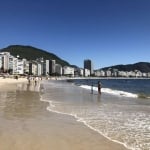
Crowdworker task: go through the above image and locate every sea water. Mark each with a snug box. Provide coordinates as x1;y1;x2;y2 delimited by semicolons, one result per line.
40;79;150;150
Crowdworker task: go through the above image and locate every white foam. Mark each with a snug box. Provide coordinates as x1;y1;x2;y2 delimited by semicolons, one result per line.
80;85;138;98
40;81;144;150
40;95;133;150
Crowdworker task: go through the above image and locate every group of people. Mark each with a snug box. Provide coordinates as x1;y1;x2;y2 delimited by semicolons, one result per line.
91;81;102;94
27;76;42;84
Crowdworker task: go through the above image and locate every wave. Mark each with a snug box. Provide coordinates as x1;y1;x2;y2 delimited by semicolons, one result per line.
40;96;133;150
79;85;138;98
40;81;138;150
40;80;150;150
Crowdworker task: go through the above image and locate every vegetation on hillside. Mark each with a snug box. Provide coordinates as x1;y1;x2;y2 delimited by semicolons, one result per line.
1;45;150;72
100;62;150;73
0;45;70;67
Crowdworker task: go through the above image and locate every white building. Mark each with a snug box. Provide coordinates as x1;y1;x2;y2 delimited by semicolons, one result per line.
32;63;38;75
63;66;74;77
13;58;25;75
37;63;42;76
79;68;84;76
0;52;10;72
118;71;127;77
94;70;105;77
17;59;24;74
84;68;90;77
135;71;142;78
45;60;50;75
127;71;136;77
105;70;112;77
13;58;18;74
142;73;147;78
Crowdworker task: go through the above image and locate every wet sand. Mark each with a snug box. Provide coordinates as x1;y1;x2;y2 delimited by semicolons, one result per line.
0;80;128;150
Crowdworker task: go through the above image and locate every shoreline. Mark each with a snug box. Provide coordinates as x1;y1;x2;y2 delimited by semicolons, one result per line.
0;79;128;150
0;77;28;85
41;80;129;150
46;104;130;150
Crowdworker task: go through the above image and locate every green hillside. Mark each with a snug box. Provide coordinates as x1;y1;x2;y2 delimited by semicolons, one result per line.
100;62;150;73
0;45;70;67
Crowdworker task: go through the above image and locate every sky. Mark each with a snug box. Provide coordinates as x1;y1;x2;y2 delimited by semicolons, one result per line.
0;0;150;69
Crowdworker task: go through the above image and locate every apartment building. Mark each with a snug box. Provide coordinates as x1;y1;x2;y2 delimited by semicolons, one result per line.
63;66;74;77
84;59;93;76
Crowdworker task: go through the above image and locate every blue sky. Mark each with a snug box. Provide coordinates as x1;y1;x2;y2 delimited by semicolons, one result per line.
0;0;150;69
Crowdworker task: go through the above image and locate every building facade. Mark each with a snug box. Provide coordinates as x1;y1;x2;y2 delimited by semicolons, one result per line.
84;59;93;76
63;66;74;77
49;60;56;75
55;64;62;75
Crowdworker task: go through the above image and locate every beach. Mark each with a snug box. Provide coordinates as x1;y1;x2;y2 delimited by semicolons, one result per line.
0;78;128;150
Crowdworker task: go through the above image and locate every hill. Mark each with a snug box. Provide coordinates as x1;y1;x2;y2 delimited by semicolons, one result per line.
100;62;150;73
0;45;70;67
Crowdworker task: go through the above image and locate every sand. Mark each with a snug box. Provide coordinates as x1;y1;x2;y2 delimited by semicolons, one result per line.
0;79;128;150
0;77;27;84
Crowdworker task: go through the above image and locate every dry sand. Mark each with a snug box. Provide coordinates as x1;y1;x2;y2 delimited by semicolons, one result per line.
0;77;27;84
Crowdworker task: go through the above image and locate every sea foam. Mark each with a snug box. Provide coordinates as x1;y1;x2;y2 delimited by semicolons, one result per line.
80;85;138;98
40;80;150;150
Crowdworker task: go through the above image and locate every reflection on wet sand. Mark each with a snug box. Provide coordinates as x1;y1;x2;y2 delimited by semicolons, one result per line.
0;82;45;120
17;81;41;92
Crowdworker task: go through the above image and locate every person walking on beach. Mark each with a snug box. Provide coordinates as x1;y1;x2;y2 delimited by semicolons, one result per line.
98;81;102;94
35;76;39;85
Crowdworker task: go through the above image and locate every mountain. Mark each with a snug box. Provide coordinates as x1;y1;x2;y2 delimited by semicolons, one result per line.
100;62;150;73
0;45;70;67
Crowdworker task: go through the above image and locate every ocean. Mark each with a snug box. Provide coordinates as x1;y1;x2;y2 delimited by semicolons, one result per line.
41;78;150;150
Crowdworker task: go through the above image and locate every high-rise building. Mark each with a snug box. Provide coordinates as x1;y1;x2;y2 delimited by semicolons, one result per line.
45;60;50;75
84;59;93;76
1;52;10;72
55;64;62;75
49;60;56;75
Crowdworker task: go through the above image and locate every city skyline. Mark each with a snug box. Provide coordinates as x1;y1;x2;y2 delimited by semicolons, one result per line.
0;0;150;69
1;51;150;78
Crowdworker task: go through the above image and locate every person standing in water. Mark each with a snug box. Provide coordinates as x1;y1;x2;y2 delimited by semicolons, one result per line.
98;81;102;94
91;83;93;94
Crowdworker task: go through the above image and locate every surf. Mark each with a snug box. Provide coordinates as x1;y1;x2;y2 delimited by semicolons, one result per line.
40;80;150;150
79;84;138;98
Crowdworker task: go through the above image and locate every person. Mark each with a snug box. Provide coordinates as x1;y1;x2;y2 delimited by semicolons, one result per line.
91;83;93;94
27;75;31;84
35;76;39;85
98;81;102;94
